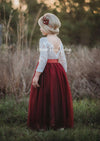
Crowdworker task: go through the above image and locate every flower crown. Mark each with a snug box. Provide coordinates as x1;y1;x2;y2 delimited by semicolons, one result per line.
42;16;49;25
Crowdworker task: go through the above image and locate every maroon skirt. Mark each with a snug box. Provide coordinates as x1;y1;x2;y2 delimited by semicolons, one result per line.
27;59;74;130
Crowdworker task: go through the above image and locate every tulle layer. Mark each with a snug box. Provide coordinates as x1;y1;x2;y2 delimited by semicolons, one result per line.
27;61;74;130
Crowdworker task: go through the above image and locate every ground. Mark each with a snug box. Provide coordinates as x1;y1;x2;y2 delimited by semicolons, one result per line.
0;95;100;141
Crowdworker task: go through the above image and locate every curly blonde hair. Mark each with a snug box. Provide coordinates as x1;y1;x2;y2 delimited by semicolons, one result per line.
38;13;61;35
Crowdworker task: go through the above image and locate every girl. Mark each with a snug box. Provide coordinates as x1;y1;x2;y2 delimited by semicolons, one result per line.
27;13;74;131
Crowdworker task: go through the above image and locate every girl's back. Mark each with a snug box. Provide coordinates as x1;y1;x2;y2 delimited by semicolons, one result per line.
46;35;61;54
37;36;67;73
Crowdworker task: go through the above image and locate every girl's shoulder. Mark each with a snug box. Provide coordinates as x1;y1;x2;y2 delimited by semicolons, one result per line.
39;37;49;46
39;37;48;49
39;36;63;50
39;37;47;42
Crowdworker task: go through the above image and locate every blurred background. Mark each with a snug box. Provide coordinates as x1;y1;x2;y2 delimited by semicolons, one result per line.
0;0;100;99
0;0;100;47
0;0;100;98
0;0;100;140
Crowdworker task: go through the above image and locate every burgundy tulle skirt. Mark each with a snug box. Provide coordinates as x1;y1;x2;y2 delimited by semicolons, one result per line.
27;59;74;130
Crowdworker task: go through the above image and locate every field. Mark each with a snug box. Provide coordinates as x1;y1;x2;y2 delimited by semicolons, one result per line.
0;46;100;141
0;95;100;141
0;1;100;140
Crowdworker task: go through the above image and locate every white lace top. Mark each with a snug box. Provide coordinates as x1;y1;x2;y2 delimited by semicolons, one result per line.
36;37;67;73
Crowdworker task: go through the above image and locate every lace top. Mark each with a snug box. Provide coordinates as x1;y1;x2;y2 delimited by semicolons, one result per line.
36;37;67;73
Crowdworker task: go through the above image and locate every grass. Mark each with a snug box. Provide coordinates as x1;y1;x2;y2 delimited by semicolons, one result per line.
0;95;100;141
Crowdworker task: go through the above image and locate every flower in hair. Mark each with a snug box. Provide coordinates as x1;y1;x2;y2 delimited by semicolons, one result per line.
42;16;49;25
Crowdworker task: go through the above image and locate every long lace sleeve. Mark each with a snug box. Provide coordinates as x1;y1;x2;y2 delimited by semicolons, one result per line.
36;38;48;73
58;42;67;73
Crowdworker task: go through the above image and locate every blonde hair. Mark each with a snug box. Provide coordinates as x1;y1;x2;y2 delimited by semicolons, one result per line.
38;13;61;35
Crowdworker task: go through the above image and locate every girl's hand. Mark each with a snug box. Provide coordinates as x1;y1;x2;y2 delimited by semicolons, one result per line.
32;75;40;88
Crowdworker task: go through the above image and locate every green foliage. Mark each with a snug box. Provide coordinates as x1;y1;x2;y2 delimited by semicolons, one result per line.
58;0;100;46
0;1;18;30
0;0;100;47
0;0;19;43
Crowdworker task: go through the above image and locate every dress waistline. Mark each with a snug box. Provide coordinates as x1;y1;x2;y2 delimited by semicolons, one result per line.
47;59;59;63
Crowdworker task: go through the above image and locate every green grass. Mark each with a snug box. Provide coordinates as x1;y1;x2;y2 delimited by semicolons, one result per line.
0;95;100;141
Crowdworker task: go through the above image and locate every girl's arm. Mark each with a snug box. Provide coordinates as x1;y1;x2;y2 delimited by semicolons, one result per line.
36;37;48;73
35;71;41;77
32;38;48;88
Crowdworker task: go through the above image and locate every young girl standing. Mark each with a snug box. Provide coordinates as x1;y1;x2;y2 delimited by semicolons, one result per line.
27;13;74;131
